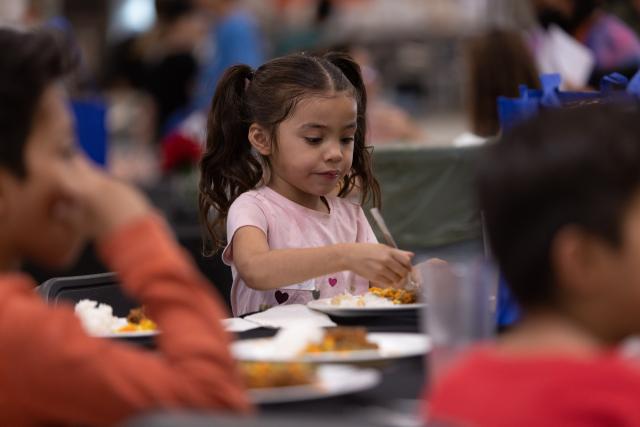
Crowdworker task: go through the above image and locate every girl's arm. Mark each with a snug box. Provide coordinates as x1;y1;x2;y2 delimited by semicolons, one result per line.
232;226;414;291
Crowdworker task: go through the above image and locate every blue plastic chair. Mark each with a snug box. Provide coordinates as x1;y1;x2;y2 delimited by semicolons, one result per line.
71;99;107;166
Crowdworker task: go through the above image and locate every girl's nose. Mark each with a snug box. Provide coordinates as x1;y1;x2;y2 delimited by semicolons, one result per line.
325;141;343;162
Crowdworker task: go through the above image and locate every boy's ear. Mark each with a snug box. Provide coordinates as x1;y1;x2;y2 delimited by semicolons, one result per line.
248;123;272;156
552;226;612;298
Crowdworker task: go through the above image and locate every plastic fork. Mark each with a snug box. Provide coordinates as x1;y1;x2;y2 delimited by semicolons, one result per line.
369;208;418;290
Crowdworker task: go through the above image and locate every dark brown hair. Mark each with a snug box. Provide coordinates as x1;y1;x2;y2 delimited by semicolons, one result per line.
478;105;640;309
467;29;539;137
199;52;380;254
0;28;75;178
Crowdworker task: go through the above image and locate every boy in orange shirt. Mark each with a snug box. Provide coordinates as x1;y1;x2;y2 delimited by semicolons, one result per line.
427;105;640;427
0;28;250;426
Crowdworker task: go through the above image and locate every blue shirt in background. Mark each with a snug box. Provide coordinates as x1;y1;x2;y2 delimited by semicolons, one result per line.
193;9;264;110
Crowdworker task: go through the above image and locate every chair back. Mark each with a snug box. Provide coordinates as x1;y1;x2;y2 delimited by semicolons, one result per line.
71;99;108;166
37;272;138;317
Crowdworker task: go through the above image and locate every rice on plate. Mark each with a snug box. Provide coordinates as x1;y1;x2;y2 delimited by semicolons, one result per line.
74;299;128;336
329;293;395;308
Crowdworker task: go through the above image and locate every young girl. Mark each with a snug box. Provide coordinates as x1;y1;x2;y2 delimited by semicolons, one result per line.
199;52;414;316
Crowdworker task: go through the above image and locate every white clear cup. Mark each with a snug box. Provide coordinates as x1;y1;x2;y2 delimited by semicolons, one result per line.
417;258;498;386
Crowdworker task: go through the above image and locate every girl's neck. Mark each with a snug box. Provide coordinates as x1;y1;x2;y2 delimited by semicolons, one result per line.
267;177;329;213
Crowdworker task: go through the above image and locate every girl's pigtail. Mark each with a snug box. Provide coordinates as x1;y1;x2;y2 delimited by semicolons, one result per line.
199;64;262;255
323;52;381;209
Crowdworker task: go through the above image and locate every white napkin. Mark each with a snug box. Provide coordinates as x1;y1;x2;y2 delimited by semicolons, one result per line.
243;304;336;329
535;25;595;89
259;324;326;358
222;317;262;333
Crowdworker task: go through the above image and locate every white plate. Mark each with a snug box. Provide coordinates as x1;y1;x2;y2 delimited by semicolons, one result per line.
249;364;380;404
94;330;159;339
233;332;430;363
307;298;425;317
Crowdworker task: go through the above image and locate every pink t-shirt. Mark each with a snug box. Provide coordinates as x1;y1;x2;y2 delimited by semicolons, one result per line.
223;186;377;316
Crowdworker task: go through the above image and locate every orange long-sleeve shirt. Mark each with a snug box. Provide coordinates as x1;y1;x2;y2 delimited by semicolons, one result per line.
0;215;251;427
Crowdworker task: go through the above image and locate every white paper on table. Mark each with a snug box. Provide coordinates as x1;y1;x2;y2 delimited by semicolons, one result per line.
452;132;487;147
535;25;595;89
243;304;336;329
222;317;262;333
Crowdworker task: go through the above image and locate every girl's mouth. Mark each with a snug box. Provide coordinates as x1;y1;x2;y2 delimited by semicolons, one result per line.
316;170;340;179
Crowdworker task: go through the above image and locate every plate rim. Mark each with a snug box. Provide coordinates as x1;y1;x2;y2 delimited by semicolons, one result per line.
248;364;381;404
232;332;430;363
93;330;160;338
306;298;424;317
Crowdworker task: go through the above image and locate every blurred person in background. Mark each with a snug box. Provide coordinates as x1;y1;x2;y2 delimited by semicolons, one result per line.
272;0;334;57
454;29;539;146
570;0;640;73
348;46;425;145
532;0;640;82
191;0;264;110
105;0;206;136
141;0;206;135
605;0;640;36
103;0;206;185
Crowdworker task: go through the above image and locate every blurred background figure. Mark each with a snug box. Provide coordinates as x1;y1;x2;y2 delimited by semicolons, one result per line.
103;0;206;185
605;0;640;36
572;0;640;81
105;0;205;136
191;0;264;110
272;0;333;56
530;0;640;86
455;29;540;146
349;46;426;145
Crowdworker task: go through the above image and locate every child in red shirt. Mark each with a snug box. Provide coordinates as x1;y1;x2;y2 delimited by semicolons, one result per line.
426;105;640;427
0;28;250;426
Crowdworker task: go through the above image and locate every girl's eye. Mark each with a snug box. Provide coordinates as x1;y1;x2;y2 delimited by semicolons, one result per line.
341;137;355;145
304;137;323;144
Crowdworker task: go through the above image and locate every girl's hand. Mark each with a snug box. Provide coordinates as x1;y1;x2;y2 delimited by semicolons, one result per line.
371;268;418;290
341;243;414;285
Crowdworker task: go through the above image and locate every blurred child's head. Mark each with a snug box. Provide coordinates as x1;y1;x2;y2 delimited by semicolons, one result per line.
466;29;539;138
0;28;84;269
533;0;600;32
200;52;379;251
479;105;640;341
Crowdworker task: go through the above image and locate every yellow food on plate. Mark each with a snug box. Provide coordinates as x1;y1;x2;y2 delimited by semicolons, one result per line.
369;287;417;304
304;327;378;353
117;307;157;332
241;362;316;389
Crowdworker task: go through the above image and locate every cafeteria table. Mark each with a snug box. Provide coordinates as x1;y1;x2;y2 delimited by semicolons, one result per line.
121;313;429;427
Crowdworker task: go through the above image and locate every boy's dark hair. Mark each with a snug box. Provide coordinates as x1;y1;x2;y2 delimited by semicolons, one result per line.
0;28;75;178
478;105;640;308
199;52;380;254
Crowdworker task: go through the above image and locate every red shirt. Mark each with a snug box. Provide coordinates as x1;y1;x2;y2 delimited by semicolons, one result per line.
427;347;640;427
0;215;251;427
